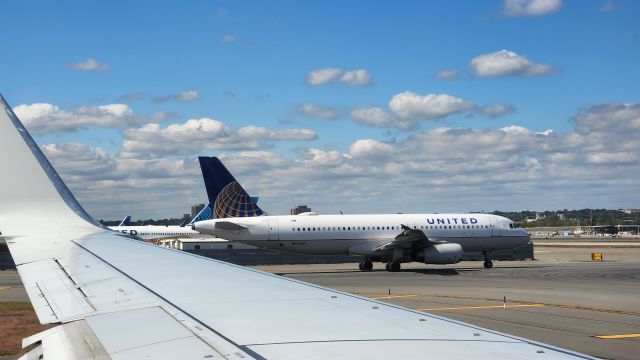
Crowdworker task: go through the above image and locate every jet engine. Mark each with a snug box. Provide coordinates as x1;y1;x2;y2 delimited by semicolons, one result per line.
415;243;463;264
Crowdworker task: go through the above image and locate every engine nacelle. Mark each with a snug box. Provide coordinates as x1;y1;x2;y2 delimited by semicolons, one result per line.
418;243;463;264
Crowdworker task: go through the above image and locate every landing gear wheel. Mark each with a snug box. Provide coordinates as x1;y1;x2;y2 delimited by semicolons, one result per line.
358;258;374;272
482;251;493;269
386;261;401;272
362;259;373;272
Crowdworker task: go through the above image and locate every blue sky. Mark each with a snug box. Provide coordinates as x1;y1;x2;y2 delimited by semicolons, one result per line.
2;0;639;219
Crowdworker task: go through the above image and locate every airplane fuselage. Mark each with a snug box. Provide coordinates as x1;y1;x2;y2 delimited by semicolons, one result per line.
109;225;212;240
194;213;530;258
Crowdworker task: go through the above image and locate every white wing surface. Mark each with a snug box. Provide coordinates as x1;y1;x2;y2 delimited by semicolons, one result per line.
0;94;595;359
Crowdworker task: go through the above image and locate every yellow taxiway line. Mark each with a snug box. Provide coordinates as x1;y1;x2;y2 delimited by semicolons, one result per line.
0;286;10;291
595;333;640;340
418;304;545;311
372;294;418;300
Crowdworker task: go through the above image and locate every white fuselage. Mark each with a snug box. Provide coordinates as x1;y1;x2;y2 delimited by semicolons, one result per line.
109;225;214;241
193;213;530;257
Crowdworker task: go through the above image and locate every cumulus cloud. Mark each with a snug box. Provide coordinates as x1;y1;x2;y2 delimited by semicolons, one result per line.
299;103;338;120
121;118;317;158
38;100;640;219
349;139;394;159
306;68;373;86
70;58;109;71
349;106;414;130
152;90;201;103
306;68;343;85
469;50;554;77
478;103;516;118
435;69;459;80
340;69;373;86
503;0;562;17
14;102;176;134
389;92;474;120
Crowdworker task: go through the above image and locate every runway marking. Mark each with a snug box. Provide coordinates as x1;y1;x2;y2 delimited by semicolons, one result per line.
418;304;545;311
419;294;640;317
372;294;418;300
0;286;10;291
595;333;640;340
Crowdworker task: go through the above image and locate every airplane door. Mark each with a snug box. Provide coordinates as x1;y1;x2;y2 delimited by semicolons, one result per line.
268;218;279;240
491;218;501;237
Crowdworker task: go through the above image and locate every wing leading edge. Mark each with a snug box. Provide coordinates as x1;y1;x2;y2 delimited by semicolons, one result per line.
0;93;595;359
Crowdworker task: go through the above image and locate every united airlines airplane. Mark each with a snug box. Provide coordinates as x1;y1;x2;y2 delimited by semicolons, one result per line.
193;157;531;271
109;205;214;240
0;94;592;359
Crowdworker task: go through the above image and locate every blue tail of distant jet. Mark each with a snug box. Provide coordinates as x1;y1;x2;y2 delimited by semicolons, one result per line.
198;157;265;218
118;215;132;226
187;204;214;225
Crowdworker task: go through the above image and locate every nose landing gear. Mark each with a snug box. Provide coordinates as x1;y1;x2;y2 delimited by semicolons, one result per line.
482;251;494;268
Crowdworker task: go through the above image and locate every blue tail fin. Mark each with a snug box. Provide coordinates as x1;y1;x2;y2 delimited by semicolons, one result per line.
198;157;265;218
118;215;132;227
188;204;213;225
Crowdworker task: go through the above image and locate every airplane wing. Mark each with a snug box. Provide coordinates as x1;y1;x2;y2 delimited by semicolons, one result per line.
375;224;436;251
0;94;595;359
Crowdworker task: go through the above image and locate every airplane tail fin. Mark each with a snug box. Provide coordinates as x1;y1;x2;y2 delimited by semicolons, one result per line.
118;215;132;227
187;204;213;225
198;157;265;218
0;94;103;236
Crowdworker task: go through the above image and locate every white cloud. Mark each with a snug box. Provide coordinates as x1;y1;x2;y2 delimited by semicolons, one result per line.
469;50;554;77
340;69;373;86
478;103;516;118
299;103;338;120
121;118;317;158
306;68;373;86
153;90;200;103
14;102;174;133
221;34;236;43
306;68;343;85
70;58;109;72
435;69;459;80
388;92;474;120
349;106;414;130
39;101;640;219
503;0;562;17
349;139;394;159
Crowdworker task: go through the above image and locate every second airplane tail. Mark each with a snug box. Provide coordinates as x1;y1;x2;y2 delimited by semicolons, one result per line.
198;157;265;218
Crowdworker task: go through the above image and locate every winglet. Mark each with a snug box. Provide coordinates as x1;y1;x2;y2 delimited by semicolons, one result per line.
0;94;104;236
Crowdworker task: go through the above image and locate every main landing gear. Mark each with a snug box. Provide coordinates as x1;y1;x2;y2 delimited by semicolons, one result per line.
482;251;494;269
359;258;373;272
385;260;401;272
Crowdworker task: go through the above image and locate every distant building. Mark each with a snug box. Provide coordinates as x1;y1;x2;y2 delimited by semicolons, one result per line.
558;213;565;220
291;205;312;215
191;204;205;218
183;213;190;220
